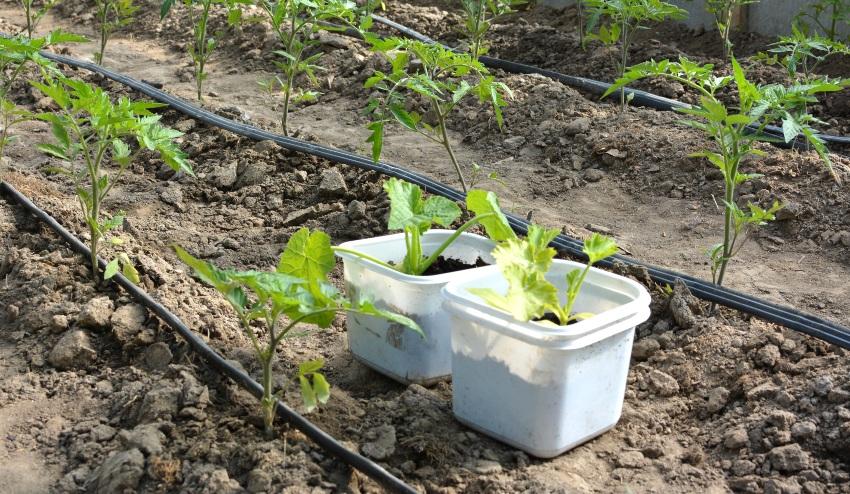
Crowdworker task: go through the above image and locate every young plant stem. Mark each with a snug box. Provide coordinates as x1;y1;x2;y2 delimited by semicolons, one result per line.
434;104;469;192
260;352;275;437
471;0;485;59
24;1;34;37
96;3;108;64
281;11;301;136
723;3;733;60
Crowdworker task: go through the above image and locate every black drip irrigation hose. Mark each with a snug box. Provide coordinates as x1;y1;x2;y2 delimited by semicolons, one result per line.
34;50;850;349
371;15;850;148
0;180;418;494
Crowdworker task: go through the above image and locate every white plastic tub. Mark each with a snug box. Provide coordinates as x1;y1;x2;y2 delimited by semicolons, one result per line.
442;260;651;457
335;230;496;385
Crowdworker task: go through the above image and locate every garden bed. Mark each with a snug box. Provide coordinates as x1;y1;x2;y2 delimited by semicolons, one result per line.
1;0;850;492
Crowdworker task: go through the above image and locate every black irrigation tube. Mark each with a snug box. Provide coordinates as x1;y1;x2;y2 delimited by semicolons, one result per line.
0;180;418;494
371;15;850;148
34;50;850;350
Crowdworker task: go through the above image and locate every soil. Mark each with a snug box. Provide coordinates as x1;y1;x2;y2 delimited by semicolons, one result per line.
421;256;488;276
532;312;576;326
1;1;850;493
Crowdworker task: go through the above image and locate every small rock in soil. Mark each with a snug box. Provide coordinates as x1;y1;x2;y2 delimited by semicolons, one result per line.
769;443;809;472
632;338;660;361
208;161;239;189
706;386;730;414
768;410;797;430
48;329;97;370
584;168;605;182
51;314;69;333
669;279;698;329
247;468;272;493
564;117;590;135
811;376;833;396
159;185;184;208
111;304;146;344
134;386;180;423
235;161;270;188
318;169;348;198
85;448;145;494
347;199;366;220
78;296;114;330
503;136;526;149
791;421;817;440
647;369;679;396
118;424;165;456
756;344;781;368
723;428;749;450
252;140;280;154
361;424;396;460
616;450;645;468
144;342;173;371
467;459;502;474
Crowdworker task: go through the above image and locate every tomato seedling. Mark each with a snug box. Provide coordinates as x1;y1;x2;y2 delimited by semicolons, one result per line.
174;227;421;434
257;0;376;136
35;75;192;282
795;0;850;42
364;37;511;192
584;0;686;110
160;0;250;101
94;0;139;65
333;178;516;275
471;226;619;324
704;0;759;60
460;0;526;59
19;0;62;38
604;57;846;288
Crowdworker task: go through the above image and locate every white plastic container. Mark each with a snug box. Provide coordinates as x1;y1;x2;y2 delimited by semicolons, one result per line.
335;230;496;385
442;260;651;458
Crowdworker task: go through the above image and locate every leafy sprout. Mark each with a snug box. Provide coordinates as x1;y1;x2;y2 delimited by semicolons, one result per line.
333;178;516;276
257;0;377;136
34;75;192;283
19;0;62;38
174;228;421;434
584;0;687;110
704;0;759;60
470;227;619;325
364;37;512;192
794;0;850;42
95;0;139;66
160;0;250;101
763;25;850;83
603;56;846;288
460;0;527;60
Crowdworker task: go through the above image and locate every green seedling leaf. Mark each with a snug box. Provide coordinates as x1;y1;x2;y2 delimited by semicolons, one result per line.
103;258;120;280
384;177;461;230
583;233;619;265
466;189;515;241
277;227;335;283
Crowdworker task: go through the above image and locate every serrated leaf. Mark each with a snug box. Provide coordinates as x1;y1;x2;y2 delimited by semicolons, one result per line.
277;228;335;284
465;189;515;241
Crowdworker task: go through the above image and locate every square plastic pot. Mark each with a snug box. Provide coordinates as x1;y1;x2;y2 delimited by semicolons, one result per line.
335;230;496;385
442;260;651;458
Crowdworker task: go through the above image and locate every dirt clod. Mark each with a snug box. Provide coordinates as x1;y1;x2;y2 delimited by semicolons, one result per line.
48;329;97;370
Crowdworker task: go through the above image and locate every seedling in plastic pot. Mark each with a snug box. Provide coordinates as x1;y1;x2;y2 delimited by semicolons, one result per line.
333;178;516;275
584;0;686;110
603;57;845;287
471;226;619;325
364;37;511;192
94;0;139;65
0;31;86;160
173;228;421;434
19;0;62;38
257;0;376;136
34;75;192;282
160;0;250;101
795;0;850;42
460;0;527;59
704;0;759;60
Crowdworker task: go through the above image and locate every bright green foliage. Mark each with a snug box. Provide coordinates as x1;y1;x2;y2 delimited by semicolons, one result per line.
19;0;62;38
471;228;618;325
173;228;421;434
603;57;846;287
763;25;850;83
585;0;686;110
160;0;250;101
257;0;376;136
34;75;191;283
704;0;759;60
333;178;515;276
364;37;512;192
795;0;850;42
94;0;139;65
460;0;527;59
0;32;86;160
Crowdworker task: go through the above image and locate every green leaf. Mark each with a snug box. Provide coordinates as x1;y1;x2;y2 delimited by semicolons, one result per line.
298;359;324;375
352;298;424;338
299;375;318;412
383;178;460;231
465;189;516;242
104;258;120;280
582;233;618;265
277;228;335;283
312;373;330;404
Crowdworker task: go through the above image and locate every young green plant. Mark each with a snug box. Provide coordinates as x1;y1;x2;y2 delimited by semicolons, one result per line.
174;228;421;435
584;0;687;109
257;0;375;136
704;0;759;60
764;25;850;84
0;32;85;160
364;37;511;192
460;0;527;59
470;226;619;324
34;75;192;282
795;0;850;42
94;0;139;65
19;0;62;38
332;178;516;276
160;0;249;101
603;56;845;288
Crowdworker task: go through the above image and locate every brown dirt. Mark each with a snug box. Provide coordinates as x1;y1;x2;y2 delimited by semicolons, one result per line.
1;1;850;493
